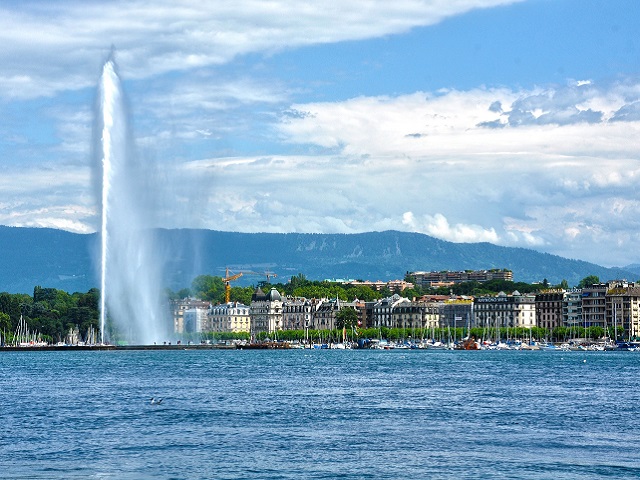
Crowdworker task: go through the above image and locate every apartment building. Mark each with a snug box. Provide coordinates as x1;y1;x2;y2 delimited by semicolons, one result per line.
250;287;283;334
606;282;640;338
535;290;564;330
282;297;316;331
581;283;609;327
208;302;251;333
563;289;582;327
410;269;513;288
392;300;440;331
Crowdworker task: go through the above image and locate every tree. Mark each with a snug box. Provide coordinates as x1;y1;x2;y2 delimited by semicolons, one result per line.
289;273;309;290
335;307;358;330
177;288;191;299
577;275;600;289
0;312;10;336
228;286;253;305
191;275;225;301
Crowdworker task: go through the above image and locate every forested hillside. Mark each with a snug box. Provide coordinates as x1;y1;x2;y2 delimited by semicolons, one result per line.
0;226;635;294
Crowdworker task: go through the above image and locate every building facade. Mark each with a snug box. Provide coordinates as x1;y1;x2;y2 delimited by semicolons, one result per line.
392;301;440;331
606;282;640;339
474;291;536;329
535;290;564;330
249;287;284;335
208;302;251;333
410;269;513;288
371;294;409;328
282;297;315;331
562;289;582;328
438;300;474;329
581;283;609;328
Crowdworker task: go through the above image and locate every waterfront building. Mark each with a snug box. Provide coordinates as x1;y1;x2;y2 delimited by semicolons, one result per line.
605;282;640;339
170;298;211;334
438;299;474;329
535;290;564;330
474;291;536;329
312;298;359;331
372;294;410;328
312;298;338;330
581;283;609;328
392;300;440;331
282;297;316;331
250;287;283;335
361;301;377;329
207;302;251;333
563;289;582;329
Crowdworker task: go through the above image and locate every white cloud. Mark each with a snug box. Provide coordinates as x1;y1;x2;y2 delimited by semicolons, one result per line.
272;81;640;265
403;212;499;243
0;0;524;100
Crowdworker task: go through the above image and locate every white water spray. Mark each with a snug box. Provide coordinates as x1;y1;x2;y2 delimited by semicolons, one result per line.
96;55;168;345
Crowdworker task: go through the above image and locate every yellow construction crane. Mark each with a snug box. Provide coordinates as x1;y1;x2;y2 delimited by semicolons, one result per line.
222;267;243;303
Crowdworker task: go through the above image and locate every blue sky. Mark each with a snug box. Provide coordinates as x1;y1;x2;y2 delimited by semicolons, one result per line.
1;0;639;268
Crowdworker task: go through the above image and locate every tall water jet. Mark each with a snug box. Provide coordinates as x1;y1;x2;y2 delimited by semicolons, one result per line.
95;54;168;344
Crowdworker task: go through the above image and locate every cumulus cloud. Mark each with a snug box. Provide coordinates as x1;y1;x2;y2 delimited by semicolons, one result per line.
403;212;499;243
278;82;640;160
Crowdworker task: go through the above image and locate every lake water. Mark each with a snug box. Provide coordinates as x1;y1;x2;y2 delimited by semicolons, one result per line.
1;349;639;479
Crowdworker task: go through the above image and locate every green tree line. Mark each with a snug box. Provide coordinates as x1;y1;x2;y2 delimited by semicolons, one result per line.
0;286;100;344
168;272;594;306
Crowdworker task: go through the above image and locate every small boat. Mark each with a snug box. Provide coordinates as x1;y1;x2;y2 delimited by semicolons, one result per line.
455;337;480;350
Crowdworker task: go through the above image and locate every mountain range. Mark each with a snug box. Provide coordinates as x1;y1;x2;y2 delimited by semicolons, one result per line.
0;226;637;294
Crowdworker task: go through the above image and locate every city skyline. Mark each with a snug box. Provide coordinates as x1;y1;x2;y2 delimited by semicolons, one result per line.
1;0;639;267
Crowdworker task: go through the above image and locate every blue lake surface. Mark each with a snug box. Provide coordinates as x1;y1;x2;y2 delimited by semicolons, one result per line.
1;349;639;479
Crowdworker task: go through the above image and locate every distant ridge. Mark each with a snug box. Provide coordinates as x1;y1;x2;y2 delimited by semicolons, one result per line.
0;226;636;294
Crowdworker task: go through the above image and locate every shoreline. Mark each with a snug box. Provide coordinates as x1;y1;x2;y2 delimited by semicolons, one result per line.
0;343;237;352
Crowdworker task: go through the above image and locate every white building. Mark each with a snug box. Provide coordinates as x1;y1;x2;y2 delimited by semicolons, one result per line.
250;287;283;334
474;291;536;329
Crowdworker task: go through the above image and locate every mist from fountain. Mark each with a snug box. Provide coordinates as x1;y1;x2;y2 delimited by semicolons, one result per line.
96;55;168;345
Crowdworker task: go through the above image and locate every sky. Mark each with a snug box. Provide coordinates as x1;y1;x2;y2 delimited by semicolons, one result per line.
1;0;639;267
